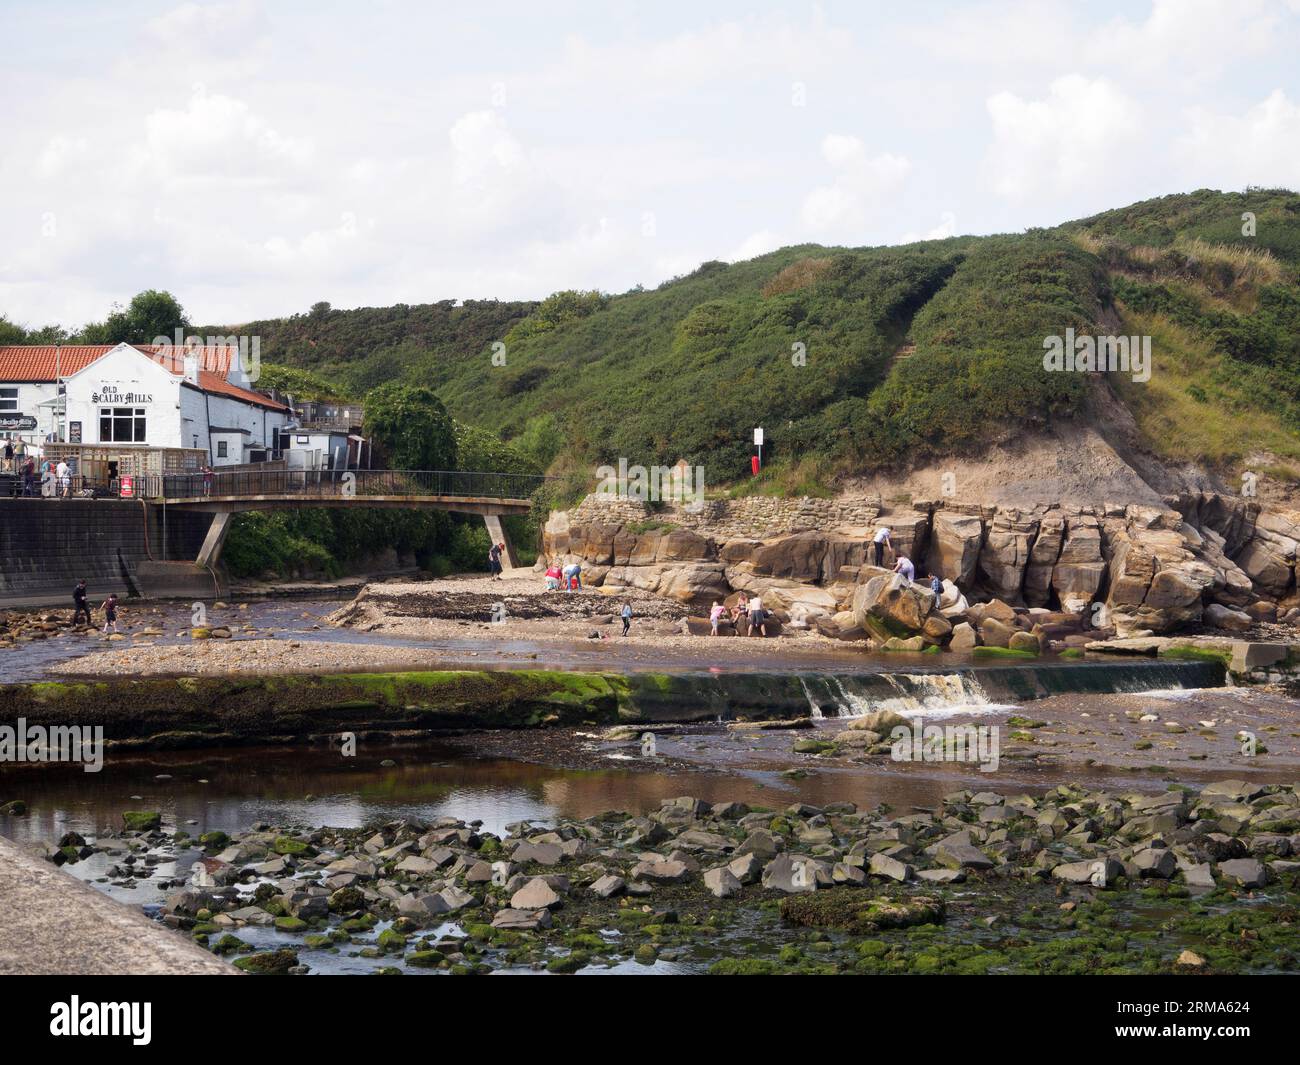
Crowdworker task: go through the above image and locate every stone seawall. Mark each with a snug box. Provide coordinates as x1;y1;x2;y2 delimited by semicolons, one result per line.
0;499;212;604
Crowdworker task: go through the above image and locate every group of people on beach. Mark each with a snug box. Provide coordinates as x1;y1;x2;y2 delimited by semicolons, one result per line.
71;580;119;633
511;523;946;645
540;558;585;591
707;592;769;636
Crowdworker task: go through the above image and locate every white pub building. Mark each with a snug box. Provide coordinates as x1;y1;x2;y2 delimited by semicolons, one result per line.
0;342;289;475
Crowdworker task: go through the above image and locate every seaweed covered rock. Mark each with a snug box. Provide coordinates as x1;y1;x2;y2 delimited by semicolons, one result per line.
779;891;944;933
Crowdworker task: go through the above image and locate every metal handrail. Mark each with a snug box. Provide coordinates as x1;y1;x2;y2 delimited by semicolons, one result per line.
141;468;549;501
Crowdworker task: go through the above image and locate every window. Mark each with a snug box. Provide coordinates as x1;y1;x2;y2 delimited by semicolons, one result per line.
0;387;16;413
216;440;228;458
99;407;146;443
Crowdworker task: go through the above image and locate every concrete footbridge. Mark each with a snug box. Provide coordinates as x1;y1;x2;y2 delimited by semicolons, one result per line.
138;469;543;570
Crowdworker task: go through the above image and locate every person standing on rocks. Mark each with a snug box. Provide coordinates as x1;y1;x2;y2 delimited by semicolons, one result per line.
748;594;767;637
873;526;892;567
893;555;915;582
488;541;503;579
72;580;91;627
709;600;725;636
929;573;943;603
620;601;633;636
101;593;119;634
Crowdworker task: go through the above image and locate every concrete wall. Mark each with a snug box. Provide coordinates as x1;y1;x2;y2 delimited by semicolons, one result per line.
0;499;212;604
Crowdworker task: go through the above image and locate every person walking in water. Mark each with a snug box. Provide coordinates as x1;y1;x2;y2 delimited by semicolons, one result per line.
72;579;91;626
872;526;892;567
620;601;633;636
101;593;119;634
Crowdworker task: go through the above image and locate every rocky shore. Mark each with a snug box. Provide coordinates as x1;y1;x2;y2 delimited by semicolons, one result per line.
32;779;1300;975
540;490;1300;649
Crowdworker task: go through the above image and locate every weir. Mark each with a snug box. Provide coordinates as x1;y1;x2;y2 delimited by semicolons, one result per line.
778;658;1227;720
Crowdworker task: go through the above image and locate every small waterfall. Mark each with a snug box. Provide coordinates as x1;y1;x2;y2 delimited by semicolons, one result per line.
799;657;1226;720
797;677;824;719
824;673;1011;719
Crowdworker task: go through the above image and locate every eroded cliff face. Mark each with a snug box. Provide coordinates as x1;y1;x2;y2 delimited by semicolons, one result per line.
540;491;1300;646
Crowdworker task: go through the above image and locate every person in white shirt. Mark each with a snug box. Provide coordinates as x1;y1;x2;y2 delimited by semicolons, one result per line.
748;594;767;637
56;460;70;499
893;555;915;582
872;527;892;567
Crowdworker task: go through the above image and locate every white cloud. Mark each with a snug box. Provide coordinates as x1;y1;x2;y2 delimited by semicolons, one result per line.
1180;89;1300;188
1093;0;1281;81
1;3;1298;330
898;211;957;244
728;229;784;262
985;75;1141;201
801;136;911;232
142;92;313;179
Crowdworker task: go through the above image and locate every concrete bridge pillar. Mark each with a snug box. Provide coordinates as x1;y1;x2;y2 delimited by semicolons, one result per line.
483;514;518;569
196;510;234;568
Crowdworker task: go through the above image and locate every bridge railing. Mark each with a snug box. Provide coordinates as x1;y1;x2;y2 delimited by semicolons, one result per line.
139;468;548;501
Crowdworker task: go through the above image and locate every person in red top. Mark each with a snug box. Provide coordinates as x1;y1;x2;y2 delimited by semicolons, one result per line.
544;561;562;591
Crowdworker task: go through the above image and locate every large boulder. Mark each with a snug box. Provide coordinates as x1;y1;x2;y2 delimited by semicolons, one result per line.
1052;515;1106;614
851;573;938;640
880;512;932;564
926;511;984;587
1233;509;1299;600
655;528;717;563
1024;511;1065;607
978;509;1039;604
1104;524;1216;636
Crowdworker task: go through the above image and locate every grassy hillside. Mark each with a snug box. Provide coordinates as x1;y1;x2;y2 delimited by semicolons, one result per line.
1065;188;1300;474
245;188;1300;492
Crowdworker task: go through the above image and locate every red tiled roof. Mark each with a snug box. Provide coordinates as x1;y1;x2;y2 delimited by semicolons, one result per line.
0;343;287;411
0;345;115;381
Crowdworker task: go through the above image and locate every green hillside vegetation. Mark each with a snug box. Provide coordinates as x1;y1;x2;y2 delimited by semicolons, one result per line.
231;299;535;396
8;187;1299;540
237;189;1298;498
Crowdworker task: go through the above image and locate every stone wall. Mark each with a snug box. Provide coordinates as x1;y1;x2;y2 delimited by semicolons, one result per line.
0;499;212;604
568;493;882;540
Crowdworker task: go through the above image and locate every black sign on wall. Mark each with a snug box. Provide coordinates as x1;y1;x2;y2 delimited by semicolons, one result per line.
68;421;82;443
0;415;37;431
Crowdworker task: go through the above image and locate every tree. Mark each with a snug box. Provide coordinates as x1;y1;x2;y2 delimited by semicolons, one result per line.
0;315;27;344
310;301;332;318
123;289;190;343
363;382;457;470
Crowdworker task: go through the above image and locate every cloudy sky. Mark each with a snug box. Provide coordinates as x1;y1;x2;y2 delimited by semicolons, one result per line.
3;0;1300;329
